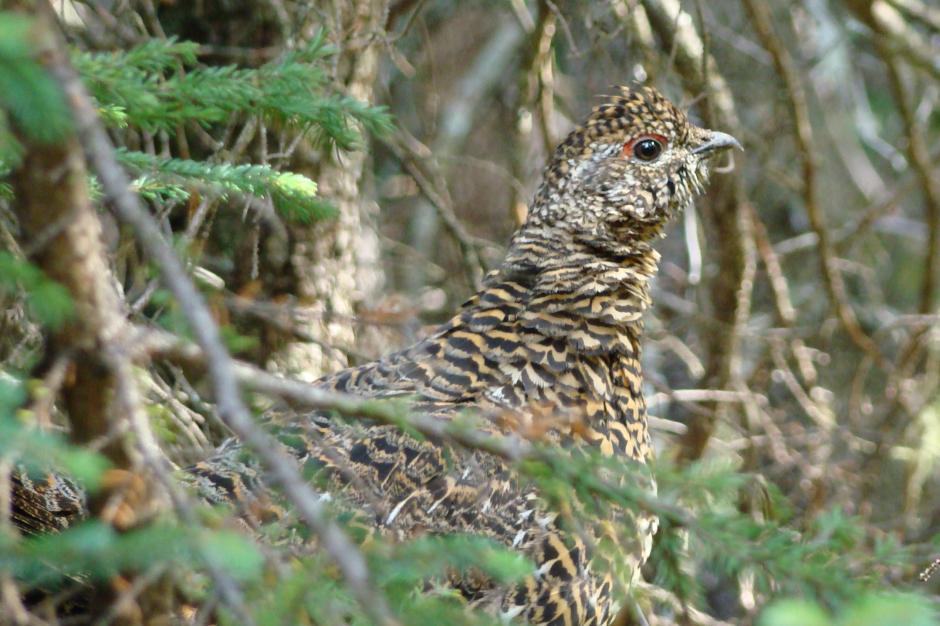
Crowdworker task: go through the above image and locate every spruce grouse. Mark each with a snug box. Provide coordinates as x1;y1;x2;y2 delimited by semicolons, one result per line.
15;85;739;626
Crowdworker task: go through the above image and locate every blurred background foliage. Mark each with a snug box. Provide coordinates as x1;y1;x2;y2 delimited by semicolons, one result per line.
0;0;938;624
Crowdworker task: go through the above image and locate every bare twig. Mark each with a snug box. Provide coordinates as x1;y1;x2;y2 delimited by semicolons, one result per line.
749;205;819;386
94;565;169;626
390;131;491;286
225;294;370;363
870;28;940;316
886;0;940;31
511;1;557;225
920;556;940;582
634;580;736;626
768;339;834;431
107;349;255;624
26;352;72;431
543;0;578;55
749;208;795;326
648;388;768;409
863;0;940;81
397;19;523;289
743;0;886;367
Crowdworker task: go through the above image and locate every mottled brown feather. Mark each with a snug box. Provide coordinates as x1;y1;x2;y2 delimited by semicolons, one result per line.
13;86;735;626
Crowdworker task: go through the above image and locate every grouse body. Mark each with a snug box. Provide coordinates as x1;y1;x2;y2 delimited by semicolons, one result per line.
191;85;738;625
16;86;739;626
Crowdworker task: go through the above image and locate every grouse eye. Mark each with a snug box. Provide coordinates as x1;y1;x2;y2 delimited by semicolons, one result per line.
633;138;663;161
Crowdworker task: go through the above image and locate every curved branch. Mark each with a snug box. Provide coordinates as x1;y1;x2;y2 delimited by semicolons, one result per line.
742;0;886;367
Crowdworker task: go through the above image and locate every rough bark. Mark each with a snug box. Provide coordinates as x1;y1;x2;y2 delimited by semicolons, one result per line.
10;72;128;467
280;0;390;380
8;5;168;622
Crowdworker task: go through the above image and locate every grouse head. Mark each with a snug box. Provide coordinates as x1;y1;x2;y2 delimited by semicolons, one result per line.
528;85;739;244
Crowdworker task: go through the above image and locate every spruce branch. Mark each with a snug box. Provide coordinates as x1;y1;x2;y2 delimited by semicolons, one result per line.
72;35;392;149
38;9;401;623
117;149;332;222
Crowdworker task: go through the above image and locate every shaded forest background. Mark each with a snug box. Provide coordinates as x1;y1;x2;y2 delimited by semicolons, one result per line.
0;0;938;625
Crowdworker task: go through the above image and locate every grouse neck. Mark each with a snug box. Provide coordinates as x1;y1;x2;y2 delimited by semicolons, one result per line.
498;216;663;337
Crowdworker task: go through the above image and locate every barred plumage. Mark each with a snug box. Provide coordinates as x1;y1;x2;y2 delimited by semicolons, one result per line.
15;85;738;626
194;86;738;625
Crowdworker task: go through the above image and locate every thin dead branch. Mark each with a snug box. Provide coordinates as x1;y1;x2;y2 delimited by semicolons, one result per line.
136;325;702;528
743;0;886;367
638;0;756;462
868;20;940;316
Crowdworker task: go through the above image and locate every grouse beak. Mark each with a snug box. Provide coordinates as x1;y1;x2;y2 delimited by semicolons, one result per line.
692;130;742;155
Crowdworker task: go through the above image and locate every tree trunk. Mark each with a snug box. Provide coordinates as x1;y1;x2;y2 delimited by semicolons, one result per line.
278;0;390;380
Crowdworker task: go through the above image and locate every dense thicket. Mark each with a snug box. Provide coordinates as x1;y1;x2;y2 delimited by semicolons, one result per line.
0;1;937;625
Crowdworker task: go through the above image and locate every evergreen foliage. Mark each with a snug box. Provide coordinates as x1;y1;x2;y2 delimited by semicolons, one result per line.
118;149;331;221
1;28;392;224
0;367;932;624
73;34;392;148
0;6;936;626
0;14;71;148
0;252;74;329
